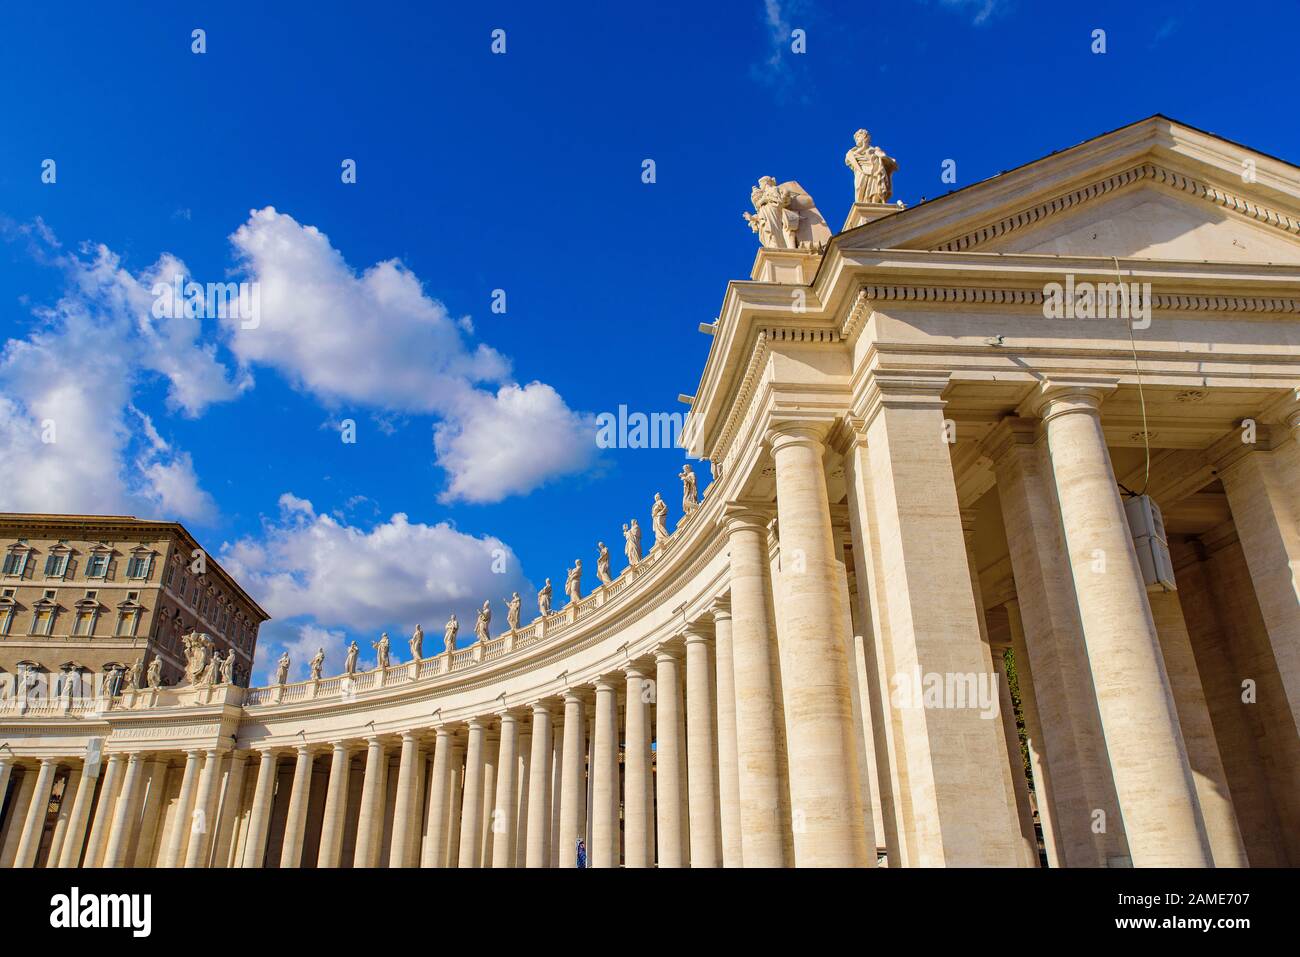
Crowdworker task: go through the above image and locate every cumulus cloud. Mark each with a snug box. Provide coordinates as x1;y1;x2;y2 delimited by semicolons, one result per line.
0;237;242;521
219;493;533;634
224;207;596;503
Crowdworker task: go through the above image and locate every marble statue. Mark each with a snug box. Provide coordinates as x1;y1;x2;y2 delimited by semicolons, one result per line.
146;657;162;690
506;593;521;632
344;640;359;675
679;463;699;516
275;652;290;685
624;520;642;567
745;175;800;249
475;600;492;643
596;542;612;586
409;625;424;661
538;578;553;616
199;652;219;687
219;652;235;685
310;647;325;680
652;493;669;546
566;560;582;604
125;658;142;691
443;615;459;652
181;631;212;685
845;128;898;204
373;633;390;670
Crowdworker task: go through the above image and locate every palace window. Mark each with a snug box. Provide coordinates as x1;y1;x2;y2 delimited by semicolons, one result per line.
0;592;15;636
29;606;56;636
86;553;109;578
116;609;139;637
2;549;29;577
178;575;189;600
44;552;69;578
126;555;153;580
163;561;175;587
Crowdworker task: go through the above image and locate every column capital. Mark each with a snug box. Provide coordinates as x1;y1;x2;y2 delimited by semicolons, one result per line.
858;370;951;429
721;500;773;534
591;674;621;694
981;415;1041;466
1018;376;1118;422
1207;425;1277;474
709;596;732;622
764;421;830;456
682;622;713;645
620;660;652;681
654;646;682;664
528;699;559;717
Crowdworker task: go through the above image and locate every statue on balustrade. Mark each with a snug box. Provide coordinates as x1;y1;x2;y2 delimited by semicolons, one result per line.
373;633;391;670
182;631;212;685
409;625;424;661
125;658;142;691
679;463;698;516
345;640;360;675
538;578;553;616
596;542;612;586
845;128;898;204
146;657;162;690
475;600;492;643
565;560;582;605
198;652;219;688
220;652;235;685
651;493;669;547
276;651;291;685
506;593;521;632
310;647;326;680
443;615;459;652
623;520;642;567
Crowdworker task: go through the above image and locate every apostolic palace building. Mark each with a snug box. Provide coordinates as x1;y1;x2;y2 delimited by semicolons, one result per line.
1;115;1298;870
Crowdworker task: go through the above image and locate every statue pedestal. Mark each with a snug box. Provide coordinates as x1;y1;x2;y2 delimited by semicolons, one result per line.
536;616;549;641
750;247;822;284
273;684;285;704
842;201;904;231
408;660;421;681
310;677;322;699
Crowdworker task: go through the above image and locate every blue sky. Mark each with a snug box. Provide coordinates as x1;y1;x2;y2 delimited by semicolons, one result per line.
2;0;1297;682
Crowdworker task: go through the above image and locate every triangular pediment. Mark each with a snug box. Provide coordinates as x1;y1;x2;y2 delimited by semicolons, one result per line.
836;116;1300;265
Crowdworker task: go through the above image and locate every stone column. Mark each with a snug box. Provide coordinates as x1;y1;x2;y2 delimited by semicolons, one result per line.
1212;423;1300;733
1005;600;1062;868
354;736;388;868
84;754;126;868
685;625;721;867
210;752;248;869
132;760;171;868
57;759;99;867
185;750;224;868
623;666;652;867
47;766;80;865
557;693;587;868
14;757;58;867
1034;381;1210;866
1148;586;1249;867
491;713;522;868
985;416;1126;866
479;727;499;866
768;423;870;867
241;750;278;868
525;704;554;868
0;764;39;867
0;757;11;826
710;604;744;867
421;728;453;867
457;720;486;868
102;753;146;867
388;732;422;868
514;724;532;868
591;678;621;868
444;743;465;867
312;744;349;868
550;717;565;867
723;505;788;867
655;648;688;867
276;747;313;868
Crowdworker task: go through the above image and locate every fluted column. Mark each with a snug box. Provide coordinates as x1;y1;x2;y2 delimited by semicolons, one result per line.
525;704;554;868
354;736;388;867
421;727;454;867
276;747;313;868
1035;381;1211;866
655;648;688;867
0;764;39;867
317;744;351;867
388;733;422;868
623;667;652;867
711;604;743;867
723;505;788;866
14;758;58;867
457;720;487;868
685;627;721;867
84;753;126;868
241;750;278;868
102;753;146;867
769;424;871;866
557;692;587;867
591;678;621;868
492;713;522;868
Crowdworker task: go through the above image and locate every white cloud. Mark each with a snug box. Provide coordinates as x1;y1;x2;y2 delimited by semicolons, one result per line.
0;239;241;522
224;207;595;502
219;493;533;635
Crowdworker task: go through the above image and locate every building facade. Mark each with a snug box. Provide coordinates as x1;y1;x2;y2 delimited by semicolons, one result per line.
1;116;1298;869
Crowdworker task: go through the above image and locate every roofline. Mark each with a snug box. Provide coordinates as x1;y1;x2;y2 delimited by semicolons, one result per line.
0;512;271;621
